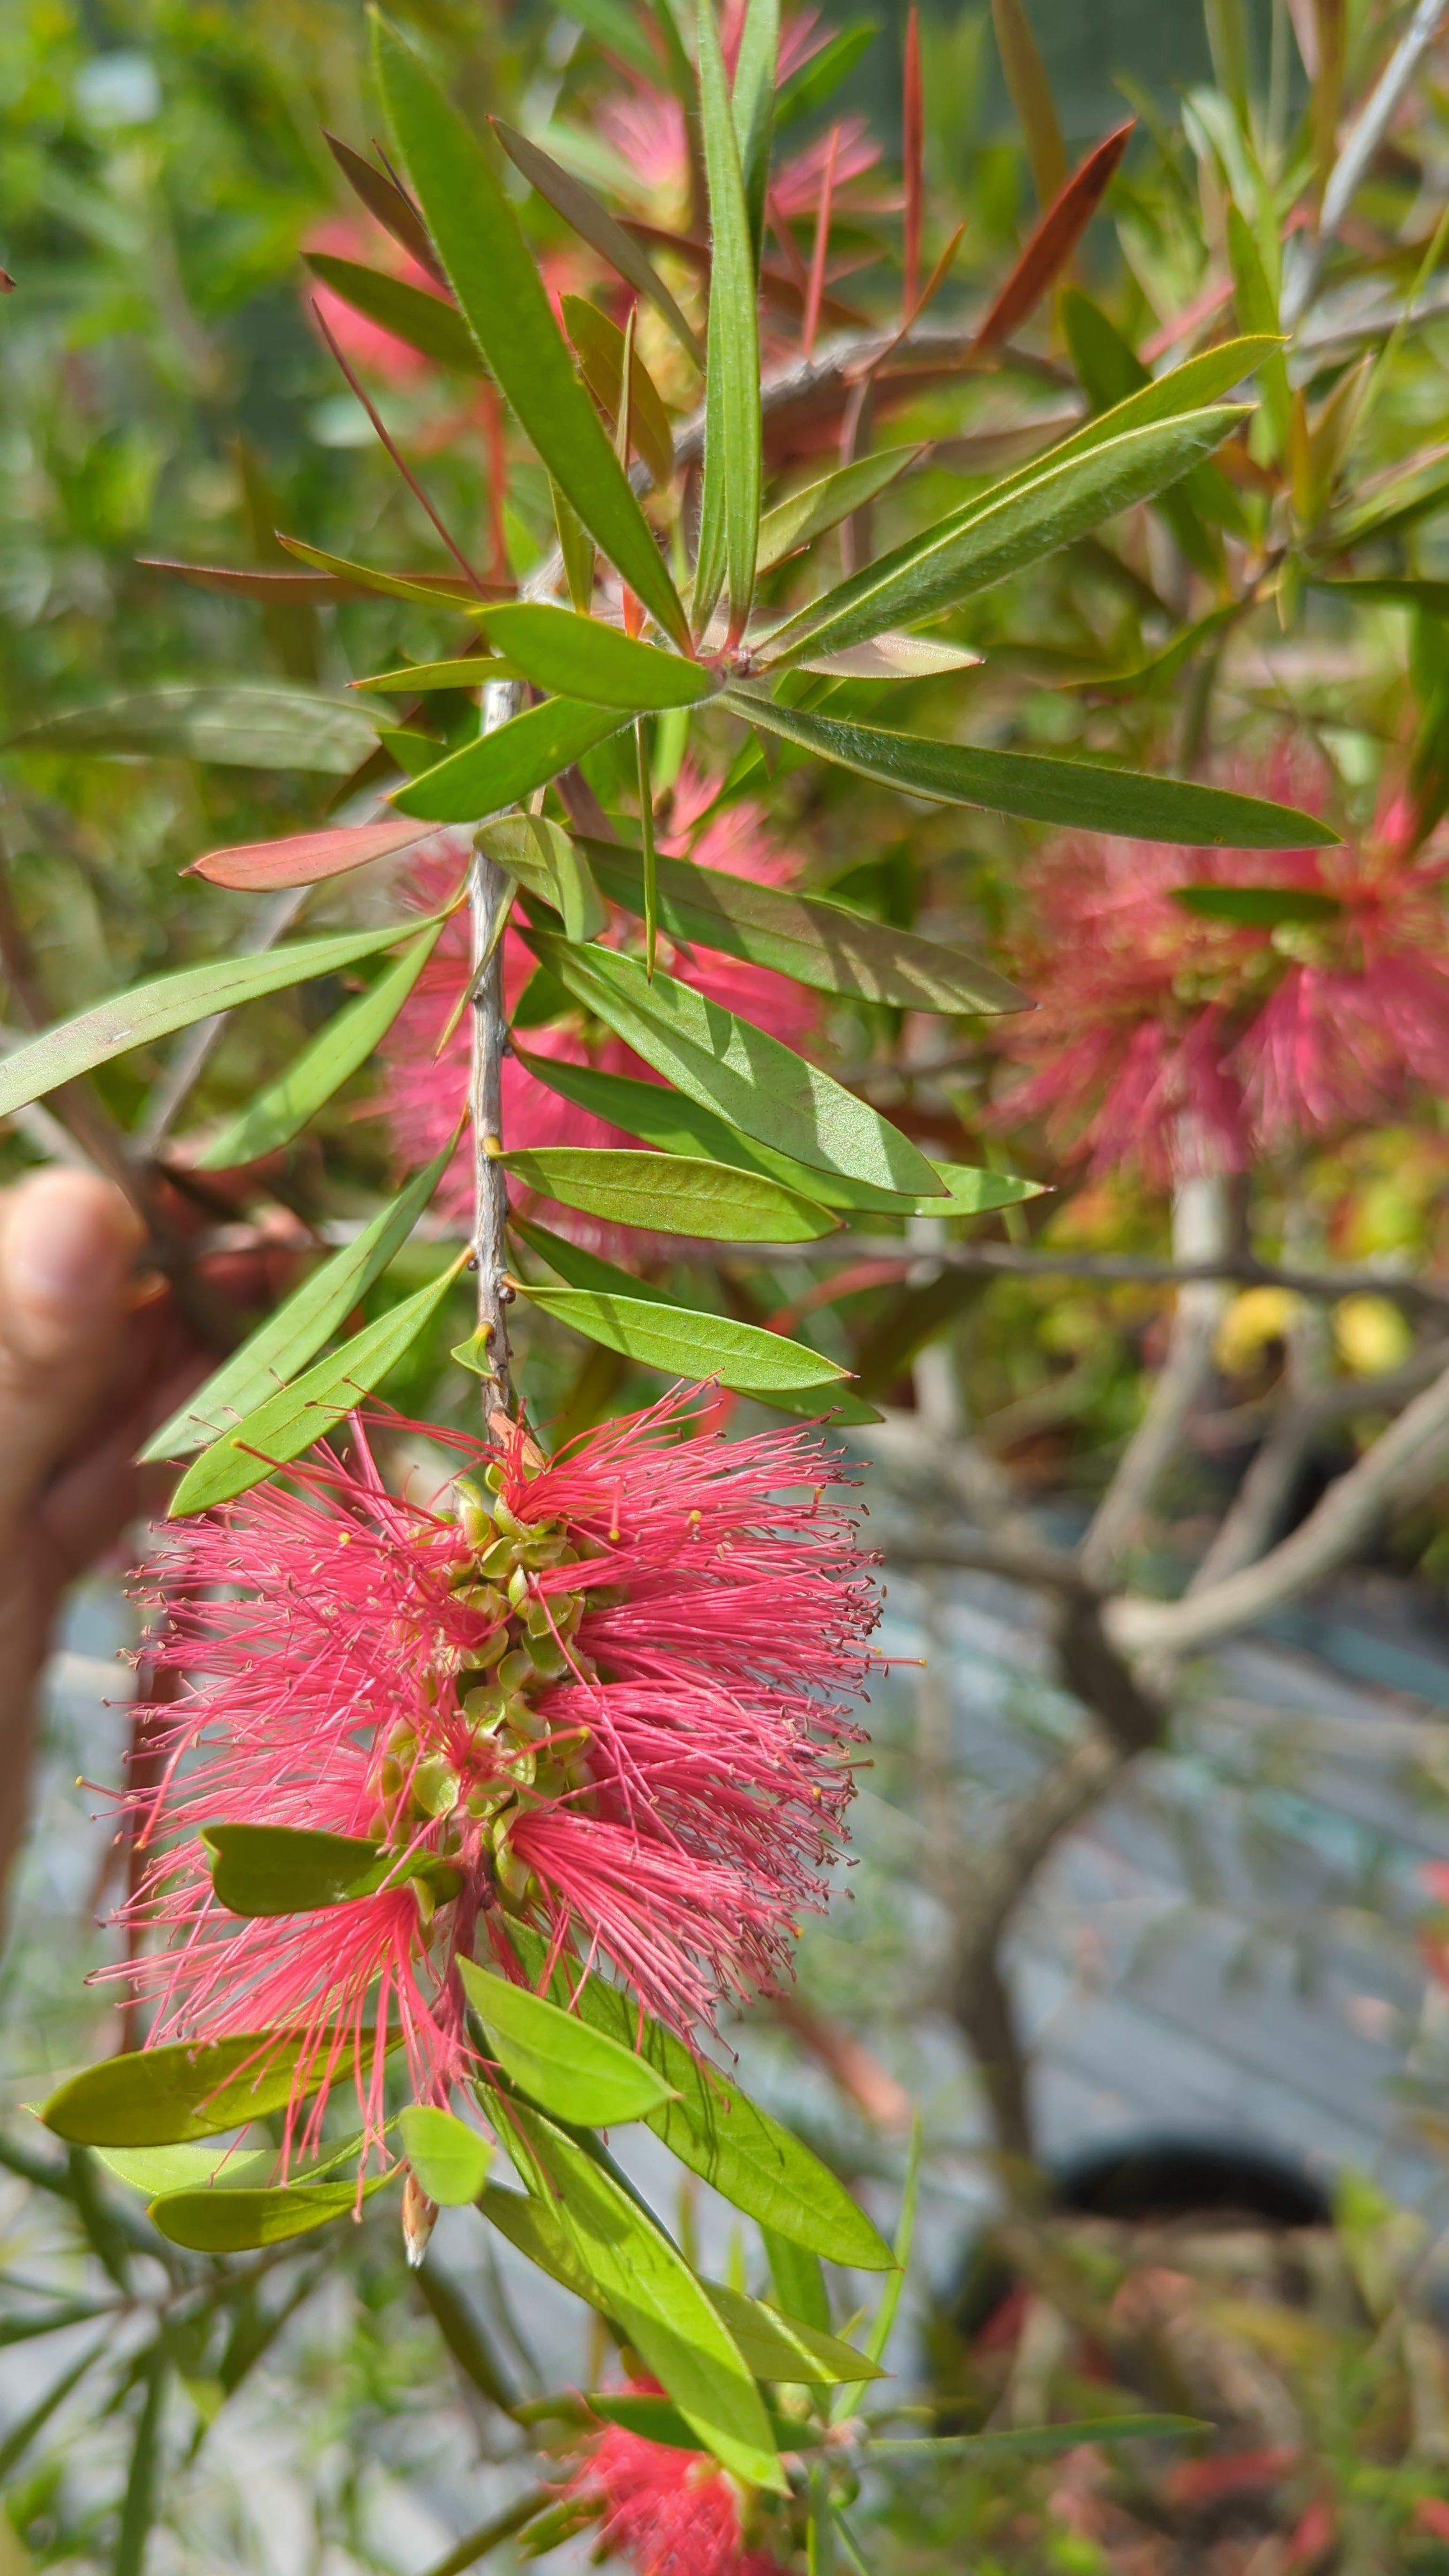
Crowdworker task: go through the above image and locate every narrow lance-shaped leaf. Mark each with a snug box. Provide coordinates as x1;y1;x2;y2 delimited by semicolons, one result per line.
324;130;448;283
350;657;513;696
693;0;762;638
493;120;703;368
726;693;1338;848
1226;204;1290;454
512;1054;985;1213
3;683;377;774
495;2095;784;2490
500;1144;838;1240
191;814;434;891
277;535;482;610
303;252;485;374
202;1823;419;1914
511;1278;847;1393
972;120;1133;353
390;696;631;824
199;924;443;1169
477;814;605;942
458;1958;678;2124
991;0;1067;206
0;919;438;1122
732;0;779;268
141;1145;456;1462
562;294;676;492
756;447;925;572
373;19;688;648
762;405;1248;664
583;837;1027;1011
477;604;713;712
114;2349;167;2576
502;1920;894;2267
169;1254;469;1516
521;924;946;1193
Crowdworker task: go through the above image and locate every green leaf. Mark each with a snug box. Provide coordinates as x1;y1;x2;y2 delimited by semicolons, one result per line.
277;536;479;611
992;0;1066;204
141;1147;454;1462
1310;574;1449;617
1172;882;1341;924
0;921;436;1123
97;2142;279;2197
584;839;1025;1013
390;696;631;824
477;815;607;943
496;2097;783;2489
493;120;703;369
374;18;688;648
501;1923;894;2269
871;2415;1207;2460
114;2349;167;2576
479;606;714;712
728;695;1338;848
350;658;513;694
514;1054;1019;1218
399;2105;493;2205
510;1280;846;1393
96;2129;364;2199
458;1958;678;2124
40;2032;364;2148
731;0;779;266
302;251;485;373
1226;205;1289;454
704;2281;884;2386
774;19;877;129
510;1215;691;1307
499;1145;838;1240
764;2231;831;2332
202;1822;407;1913
169;1255;468;1515
762;407;1248;664
521;926;944;1193
756;448;924;572
3;683;376;774
198;925;443;1170
148;2175;387;2251
693;0;761;636
561;294;677;493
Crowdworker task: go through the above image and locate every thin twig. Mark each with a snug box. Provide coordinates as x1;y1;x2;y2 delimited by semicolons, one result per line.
312;301;489;597
469;681;523;1410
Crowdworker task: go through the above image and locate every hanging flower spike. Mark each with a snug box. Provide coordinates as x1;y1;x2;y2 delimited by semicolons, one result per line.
107;1391;877;2153
564;2400;785;2576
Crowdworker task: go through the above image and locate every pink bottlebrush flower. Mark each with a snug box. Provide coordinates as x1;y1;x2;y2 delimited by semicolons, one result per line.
998;758;1449;1181
565;2407;783;2576
379;772;819;1234
109;1392;875;2147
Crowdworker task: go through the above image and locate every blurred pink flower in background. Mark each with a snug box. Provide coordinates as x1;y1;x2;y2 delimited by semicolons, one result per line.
999;757;1449;1183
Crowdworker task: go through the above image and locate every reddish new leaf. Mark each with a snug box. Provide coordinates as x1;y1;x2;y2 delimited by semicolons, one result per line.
323;131;448;288
190;816;433;891
618;217;869;331
971;120;1134;354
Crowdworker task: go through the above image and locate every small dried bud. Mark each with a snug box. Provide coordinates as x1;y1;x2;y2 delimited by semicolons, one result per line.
402;2171;439;2268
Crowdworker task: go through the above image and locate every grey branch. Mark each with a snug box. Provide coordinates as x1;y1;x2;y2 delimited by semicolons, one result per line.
468;679;523;1409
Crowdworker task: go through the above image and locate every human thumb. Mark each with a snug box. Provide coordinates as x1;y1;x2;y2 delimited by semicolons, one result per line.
0;1170;145;1529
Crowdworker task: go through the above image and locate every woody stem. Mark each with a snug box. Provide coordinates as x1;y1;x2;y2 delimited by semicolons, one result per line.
470;678;522;1414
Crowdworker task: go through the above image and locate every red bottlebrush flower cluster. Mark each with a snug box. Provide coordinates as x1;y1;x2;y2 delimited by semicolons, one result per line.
565;2409;783;2576
111;1392;876;2147
998;766;1449;1183
379;765;819;1234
